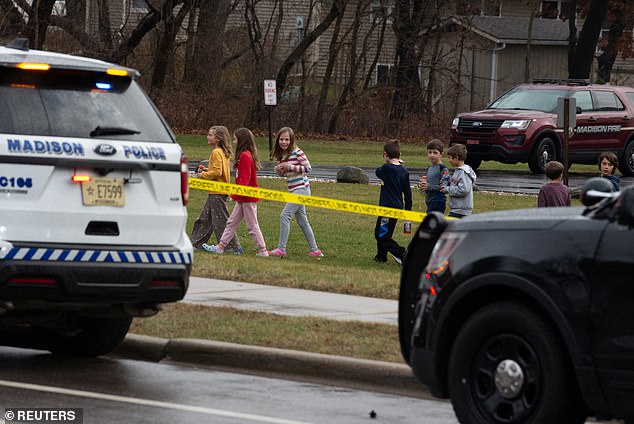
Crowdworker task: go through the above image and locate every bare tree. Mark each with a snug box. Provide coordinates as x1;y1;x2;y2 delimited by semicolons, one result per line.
313;1;347;132
276;0;344;95
389;0;430;131
150;0;195;90
596;0;634;83
184;0;233;87
569;0;609;79
13;0;56;49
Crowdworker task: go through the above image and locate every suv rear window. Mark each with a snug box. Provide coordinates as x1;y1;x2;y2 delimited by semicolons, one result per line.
593;90;625;111
0;67;173;142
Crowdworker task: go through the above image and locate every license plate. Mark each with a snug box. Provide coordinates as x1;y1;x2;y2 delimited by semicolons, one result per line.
466;139;480;145
81;178;125;207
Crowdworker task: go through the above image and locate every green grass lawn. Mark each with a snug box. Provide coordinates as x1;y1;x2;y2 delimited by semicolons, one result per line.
188;178;564;299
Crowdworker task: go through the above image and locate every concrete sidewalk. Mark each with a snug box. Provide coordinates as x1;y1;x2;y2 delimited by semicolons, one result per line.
183;276;398;325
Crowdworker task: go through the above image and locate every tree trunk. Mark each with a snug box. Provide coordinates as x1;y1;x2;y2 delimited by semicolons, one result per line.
276;0;344;95
184;0;232;87
22;0;56;49
151;1;192;90
388;0;427;132
314;4;345;133
569;0;609;79
596;0;630;83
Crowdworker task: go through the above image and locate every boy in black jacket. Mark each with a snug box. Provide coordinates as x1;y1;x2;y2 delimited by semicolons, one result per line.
374;140;412;265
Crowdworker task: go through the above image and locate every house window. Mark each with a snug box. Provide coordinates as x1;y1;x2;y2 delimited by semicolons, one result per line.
371;0;394;24
132;0;148;10
376;63;394;86
457;0;501;16
541;1;570;20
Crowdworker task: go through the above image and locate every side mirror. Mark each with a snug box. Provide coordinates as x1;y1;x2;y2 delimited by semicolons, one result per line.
580;177;615;206
576;106;582;114
617;187;634;226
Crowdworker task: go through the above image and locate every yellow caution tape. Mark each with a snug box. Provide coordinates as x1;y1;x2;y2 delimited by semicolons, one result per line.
189;178;428;222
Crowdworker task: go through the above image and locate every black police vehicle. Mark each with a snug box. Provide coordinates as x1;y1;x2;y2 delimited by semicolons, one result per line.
399;178;634;423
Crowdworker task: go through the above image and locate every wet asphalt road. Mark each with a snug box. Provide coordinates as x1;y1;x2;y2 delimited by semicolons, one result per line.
0;347;458;424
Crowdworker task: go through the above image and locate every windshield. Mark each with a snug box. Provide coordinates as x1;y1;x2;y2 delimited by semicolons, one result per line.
488;88;569;113
0;68;173;143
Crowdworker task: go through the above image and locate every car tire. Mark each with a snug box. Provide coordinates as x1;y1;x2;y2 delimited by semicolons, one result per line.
447;302;586;424
619;140;634;177
528;137;556;174
41;315;132;357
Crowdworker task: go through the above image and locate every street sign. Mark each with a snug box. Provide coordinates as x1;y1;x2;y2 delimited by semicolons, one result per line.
264;79;277;106
556;97;576;129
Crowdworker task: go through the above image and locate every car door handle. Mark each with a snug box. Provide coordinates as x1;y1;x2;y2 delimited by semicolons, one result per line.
587;116;598;121
623;116;630;120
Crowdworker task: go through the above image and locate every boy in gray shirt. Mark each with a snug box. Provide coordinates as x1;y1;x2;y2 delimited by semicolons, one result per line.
444;144;477;218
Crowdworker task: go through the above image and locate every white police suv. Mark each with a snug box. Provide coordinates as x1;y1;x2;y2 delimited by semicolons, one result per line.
0;39;192;356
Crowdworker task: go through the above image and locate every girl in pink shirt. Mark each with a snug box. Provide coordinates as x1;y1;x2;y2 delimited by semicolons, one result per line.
203;128;269;256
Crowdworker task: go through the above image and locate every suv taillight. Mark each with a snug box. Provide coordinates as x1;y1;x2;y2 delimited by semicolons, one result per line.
180;155;189;206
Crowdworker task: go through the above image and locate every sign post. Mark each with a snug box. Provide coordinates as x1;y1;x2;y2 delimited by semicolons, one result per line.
556;97;576;186
264;79;277;159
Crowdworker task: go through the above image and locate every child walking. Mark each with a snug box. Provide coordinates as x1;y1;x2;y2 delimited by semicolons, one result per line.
191;126;242;253
444;144;477;218
203;128;269;257
268;127;323;258
374;140;412;265
418;139;448;214
598;151;620;192
538;161;571;207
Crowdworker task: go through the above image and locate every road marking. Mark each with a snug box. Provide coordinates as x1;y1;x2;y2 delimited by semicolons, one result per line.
0;379;313;424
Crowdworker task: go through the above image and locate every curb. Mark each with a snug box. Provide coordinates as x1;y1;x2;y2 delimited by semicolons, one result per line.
112;334;432;400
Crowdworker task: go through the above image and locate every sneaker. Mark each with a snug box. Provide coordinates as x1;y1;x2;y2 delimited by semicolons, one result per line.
202;243;223;254
268;247;287;257
309;249;324;258
256;251;269;257
373;256;387;263
389;252;402;266
231;247;244;255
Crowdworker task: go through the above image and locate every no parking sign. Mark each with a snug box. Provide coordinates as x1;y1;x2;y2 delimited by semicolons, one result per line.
264;79;277;106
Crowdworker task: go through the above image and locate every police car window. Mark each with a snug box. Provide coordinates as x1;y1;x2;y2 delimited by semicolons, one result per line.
593;91;624;111
0;70;172;142
572;90;593;112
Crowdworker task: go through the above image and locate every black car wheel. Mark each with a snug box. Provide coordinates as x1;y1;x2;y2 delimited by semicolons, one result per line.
619;140;634;177
528;137;556;174
448;302;585;424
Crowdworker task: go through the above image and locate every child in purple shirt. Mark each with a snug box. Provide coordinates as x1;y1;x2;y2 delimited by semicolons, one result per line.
538;161;571;207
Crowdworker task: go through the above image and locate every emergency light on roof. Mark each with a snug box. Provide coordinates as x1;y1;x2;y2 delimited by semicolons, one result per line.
16;62;50;71
106;68;128;77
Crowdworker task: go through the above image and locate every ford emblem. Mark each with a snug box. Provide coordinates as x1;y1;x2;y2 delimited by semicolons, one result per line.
94;144;116;156
472;121;483;127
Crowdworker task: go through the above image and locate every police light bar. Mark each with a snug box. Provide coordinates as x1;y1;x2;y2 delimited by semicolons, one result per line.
16;62;50;71
71;175;91;183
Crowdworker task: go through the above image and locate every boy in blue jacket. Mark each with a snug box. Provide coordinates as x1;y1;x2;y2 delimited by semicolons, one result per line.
374;140;412;265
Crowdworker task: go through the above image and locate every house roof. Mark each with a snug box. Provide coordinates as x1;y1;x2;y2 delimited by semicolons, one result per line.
451;16;570;46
